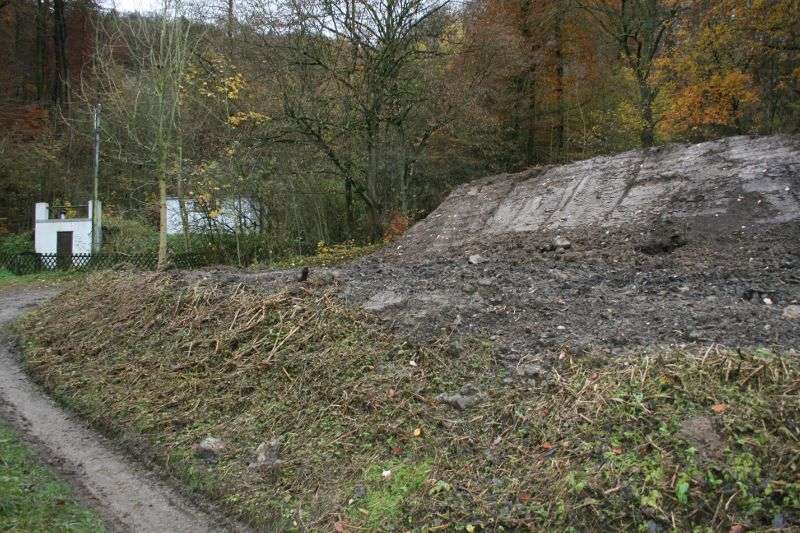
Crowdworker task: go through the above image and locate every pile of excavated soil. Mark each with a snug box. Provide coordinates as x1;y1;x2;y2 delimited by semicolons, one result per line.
221;135;800;362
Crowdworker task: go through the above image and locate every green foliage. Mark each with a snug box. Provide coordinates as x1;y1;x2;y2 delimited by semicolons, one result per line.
0;422;105;532
101;216;159;255
0;233;33;255
353;461;432;528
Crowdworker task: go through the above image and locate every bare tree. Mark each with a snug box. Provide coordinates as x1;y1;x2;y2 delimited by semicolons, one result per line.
91;0;200;268
275;0;451;238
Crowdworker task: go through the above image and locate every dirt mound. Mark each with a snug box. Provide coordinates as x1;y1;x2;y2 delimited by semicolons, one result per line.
392;134;800;256
332;135;800;358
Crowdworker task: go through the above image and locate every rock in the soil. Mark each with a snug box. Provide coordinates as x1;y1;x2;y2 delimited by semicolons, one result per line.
553;236;572;250
468;254;488;265
782;305;800;320
516;363;546;380
676;417;724;461
436;393;478;410
248;439;283;472
363;290;405;311
437;384;484;410
192;437;226;462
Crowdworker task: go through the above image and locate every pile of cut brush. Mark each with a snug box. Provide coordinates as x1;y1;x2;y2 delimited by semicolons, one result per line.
18;271;800;531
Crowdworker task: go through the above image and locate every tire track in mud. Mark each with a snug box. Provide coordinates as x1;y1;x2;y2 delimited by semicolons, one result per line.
0;288;245;533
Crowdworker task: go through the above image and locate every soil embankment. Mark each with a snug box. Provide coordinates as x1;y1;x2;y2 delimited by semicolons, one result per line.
0;288;241;532
332;135;800;357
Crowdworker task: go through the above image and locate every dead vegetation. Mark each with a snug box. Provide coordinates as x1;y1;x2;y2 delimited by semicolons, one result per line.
17;272;800;531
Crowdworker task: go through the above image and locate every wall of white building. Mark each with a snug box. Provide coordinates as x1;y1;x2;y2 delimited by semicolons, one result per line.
34;202;101;264
166;197;261;235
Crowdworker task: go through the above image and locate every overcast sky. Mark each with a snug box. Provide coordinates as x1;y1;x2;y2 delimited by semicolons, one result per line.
102;0;163;13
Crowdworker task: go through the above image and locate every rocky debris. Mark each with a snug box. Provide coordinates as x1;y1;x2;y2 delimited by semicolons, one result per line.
245;135;800;359
636;233;687;255
676;417;725;461
553;236;572;250
192;437;226;463
539;236;571;253
783;305;800;320
437;383;485;410
742;288;777;305
248;439;283;473
515;363;546;381
363;290;405;312
468;254;488;265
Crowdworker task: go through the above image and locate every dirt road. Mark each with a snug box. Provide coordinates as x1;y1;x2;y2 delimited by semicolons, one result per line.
0;288;239;533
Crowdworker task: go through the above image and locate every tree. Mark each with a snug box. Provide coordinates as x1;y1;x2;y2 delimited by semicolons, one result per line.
92;0;199;268
274;0;451;239
581;0;681;147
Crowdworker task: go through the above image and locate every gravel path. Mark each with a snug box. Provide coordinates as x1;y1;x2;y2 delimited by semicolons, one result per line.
0;288;241;533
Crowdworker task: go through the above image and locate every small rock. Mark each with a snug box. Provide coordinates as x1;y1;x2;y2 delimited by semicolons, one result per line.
248;439;283;472
477;277;494;287
468;254;487;265
782;305;800;320
553;235;571;249
446;339;463;357
437;386;483;410
352;483;367;500
461;283;476;294
763;297;773;305
516;364;546;379
363;290;405;312
677;417;724;461
193;437;226;462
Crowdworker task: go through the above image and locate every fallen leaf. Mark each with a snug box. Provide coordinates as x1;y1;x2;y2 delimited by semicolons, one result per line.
388;388;396;398
518;491;531;503
611;447;623;454
334;520;347;532
413;427;422;437
729;525;745;533
541;442;554;450
711;403;728;414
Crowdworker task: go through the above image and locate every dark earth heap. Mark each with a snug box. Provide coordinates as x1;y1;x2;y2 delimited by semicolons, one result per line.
227;135;800;363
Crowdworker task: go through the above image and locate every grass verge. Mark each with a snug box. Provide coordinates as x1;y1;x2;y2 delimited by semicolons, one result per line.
0;268;79;290
0;422;105;532
17;271;800;531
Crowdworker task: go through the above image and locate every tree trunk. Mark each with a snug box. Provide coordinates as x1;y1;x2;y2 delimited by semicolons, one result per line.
553;1;565;159
35;0;47;102
345;178;355;237
638;77;655;148
52;0;69;109
157;144;169;270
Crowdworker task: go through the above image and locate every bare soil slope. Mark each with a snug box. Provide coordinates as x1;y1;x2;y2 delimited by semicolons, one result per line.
334;135;800;358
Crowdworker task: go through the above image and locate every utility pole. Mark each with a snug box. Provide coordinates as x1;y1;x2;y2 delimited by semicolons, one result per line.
91;104;101;254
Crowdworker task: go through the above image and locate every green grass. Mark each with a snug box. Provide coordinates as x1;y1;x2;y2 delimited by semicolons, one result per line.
17;271;800;531
0;268;80;290
0;422;105;532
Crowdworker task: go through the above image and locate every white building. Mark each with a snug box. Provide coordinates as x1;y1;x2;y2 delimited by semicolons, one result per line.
34;201;101;265
166;197;261;235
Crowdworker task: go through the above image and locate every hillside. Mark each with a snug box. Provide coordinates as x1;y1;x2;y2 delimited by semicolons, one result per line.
16;135;800;531
332;135;800;358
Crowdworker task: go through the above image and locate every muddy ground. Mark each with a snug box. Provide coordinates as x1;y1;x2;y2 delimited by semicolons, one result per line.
201;135;800;367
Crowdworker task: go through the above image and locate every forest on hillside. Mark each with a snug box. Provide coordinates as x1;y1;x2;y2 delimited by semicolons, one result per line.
0;0;798;266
